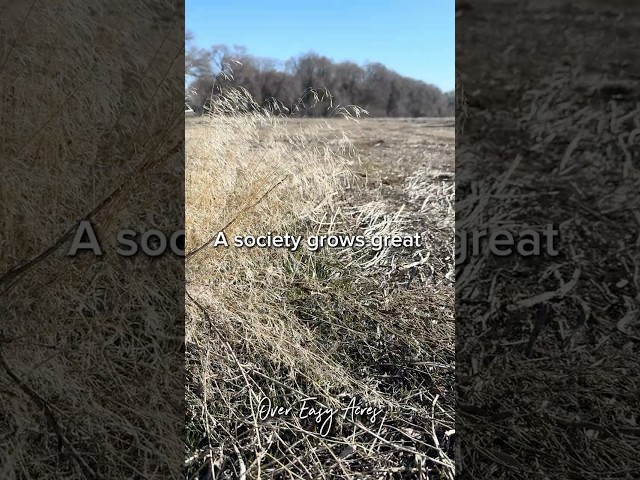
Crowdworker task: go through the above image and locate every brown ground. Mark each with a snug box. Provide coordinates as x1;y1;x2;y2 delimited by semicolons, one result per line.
286;117;454;211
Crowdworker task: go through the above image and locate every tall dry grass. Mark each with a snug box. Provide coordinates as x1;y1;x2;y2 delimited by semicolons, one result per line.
186;88;355;394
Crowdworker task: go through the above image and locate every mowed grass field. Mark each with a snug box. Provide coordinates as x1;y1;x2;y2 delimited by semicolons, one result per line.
185;110;455;479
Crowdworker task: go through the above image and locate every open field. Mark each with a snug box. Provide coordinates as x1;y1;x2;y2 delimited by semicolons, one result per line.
185;112;455;479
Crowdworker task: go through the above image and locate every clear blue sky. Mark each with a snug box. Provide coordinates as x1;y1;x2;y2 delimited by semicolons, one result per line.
186;0;454;92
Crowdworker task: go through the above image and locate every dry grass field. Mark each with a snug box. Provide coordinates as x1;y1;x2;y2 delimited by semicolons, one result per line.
185;98;455;479
0;2;184;478
457;2;640;478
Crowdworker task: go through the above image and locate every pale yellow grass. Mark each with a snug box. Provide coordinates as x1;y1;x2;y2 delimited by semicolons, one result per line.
184;96;379;473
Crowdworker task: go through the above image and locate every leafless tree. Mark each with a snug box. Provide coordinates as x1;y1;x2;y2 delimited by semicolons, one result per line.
184;41;454;118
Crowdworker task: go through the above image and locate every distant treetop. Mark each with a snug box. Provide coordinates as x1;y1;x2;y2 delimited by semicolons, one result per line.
186;39;453;118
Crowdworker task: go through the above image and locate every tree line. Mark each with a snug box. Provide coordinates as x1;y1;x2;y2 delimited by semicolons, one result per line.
186;35;454;117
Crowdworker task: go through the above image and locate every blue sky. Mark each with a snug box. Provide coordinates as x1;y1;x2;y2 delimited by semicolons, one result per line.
186;0;454;92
